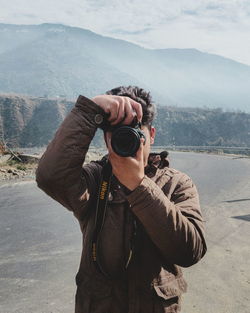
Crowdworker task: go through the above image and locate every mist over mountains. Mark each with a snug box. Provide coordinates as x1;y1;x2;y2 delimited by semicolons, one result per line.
0;23;250;112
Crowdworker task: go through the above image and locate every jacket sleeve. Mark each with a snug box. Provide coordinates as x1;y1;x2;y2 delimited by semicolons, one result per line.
126;174;207;267
35;95;104;220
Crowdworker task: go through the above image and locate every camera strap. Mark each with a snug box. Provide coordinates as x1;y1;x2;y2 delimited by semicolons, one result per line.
92;159;112;277
91;159;137;278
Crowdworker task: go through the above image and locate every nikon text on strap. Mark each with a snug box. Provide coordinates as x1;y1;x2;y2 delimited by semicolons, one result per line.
91;159;137;278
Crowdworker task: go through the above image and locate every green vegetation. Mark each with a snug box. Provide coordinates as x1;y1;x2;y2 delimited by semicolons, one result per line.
16;164;27;171
6;160;19;167
1;95;250;150
154;106;250;147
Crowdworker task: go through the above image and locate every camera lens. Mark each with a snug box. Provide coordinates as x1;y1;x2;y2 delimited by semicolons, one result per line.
111;126;142;157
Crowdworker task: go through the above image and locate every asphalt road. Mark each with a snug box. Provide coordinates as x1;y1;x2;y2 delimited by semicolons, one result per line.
0;151;249;313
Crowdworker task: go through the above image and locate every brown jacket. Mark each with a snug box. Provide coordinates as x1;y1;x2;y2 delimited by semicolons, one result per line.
36;95;207;313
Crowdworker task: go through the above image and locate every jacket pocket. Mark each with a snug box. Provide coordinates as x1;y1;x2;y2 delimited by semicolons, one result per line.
153;271;187;299
153;276;186;313
153;284;180;301
153;285;180;313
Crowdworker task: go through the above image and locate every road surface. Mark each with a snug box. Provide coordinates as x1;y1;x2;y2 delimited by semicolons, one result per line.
0;151;249;313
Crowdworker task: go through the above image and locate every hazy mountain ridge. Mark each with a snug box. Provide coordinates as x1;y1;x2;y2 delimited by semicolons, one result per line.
0;23;250;111
155;106;250;147
1;94;249;148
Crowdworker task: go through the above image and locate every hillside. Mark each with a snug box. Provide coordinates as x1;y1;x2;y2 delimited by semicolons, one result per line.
0;23;250;112
1;94;249;148
155;106;250;147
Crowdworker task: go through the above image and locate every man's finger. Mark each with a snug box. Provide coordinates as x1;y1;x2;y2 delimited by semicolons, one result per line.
130;100;143;123
112;99;125;125
108;101;119;122
106;132;121;161
123;101;136;125
106;133;113;153
135;138;144;161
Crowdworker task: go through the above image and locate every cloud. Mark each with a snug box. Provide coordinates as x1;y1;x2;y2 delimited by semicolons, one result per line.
0;0;250;64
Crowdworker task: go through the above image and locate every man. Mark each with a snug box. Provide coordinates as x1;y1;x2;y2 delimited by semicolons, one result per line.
36;86;207;313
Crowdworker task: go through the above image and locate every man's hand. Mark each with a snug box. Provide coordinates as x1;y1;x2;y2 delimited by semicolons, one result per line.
92;95;142;125
106;133;145;191
93;94;144;190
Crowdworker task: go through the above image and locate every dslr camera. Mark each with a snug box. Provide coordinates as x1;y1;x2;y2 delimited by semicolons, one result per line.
100;116;146;157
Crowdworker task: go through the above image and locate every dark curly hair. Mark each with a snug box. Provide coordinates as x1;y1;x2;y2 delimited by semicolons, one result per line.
105;86;156;127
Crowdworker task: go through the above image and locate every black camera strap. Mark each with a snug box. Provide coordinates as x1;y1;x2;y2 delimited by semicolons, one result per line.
92;160;112;277
91;159;137;278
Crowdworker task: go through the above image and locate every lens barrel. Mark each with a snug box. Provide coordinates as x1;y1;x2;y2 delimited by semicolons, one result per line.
111;126;145;157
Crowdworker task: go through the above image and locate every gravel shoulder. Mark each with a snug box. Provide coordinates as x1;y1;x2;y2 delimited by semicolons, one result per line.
0;151;104;185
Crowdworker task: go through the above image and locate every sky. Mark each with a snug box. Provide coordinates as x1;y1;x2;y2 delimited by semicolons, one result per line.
1;0;250;65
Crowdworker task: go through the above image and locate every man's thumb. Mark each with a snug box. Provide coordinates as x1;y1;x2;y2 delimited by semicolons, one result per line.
136;138;144;160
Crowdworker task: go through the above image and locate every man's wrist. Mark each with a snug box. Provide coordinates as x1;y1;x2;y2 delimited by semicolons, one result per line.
125;175;145;191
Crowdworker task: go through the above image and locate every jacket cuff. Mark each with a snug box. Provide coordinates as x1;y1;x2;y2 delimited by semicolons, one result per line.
126;176;166;212
74;95;106;127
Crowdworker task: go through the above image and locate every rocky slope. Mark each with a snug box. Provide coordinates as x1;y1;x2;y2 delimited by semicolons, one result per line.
1;94;250;149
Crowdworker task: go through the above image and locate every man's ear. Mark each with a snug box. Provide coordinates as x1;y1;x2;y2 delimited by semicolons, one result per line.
150;127;156;144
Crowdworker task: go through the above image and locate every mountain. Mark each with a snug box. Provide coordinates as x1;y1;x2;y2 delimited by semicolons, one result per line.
1;94;250;148
0;94;71;147
0;23;250;112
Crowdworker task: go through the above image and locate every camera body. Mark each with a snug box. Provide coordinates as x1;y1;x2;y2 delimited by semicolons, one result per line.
101;117;146;157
